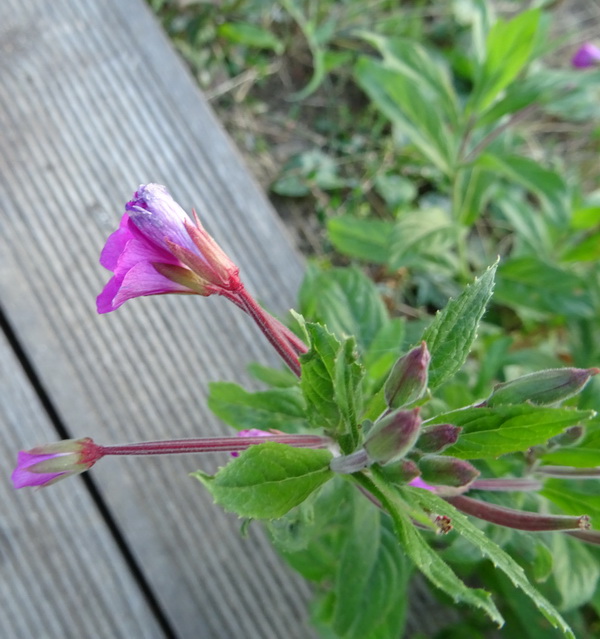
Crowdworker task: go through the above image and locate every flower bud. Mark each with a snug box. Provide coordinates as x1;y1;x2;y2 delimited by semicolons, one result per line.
384;342;430;409
330;449;369;474
364;407;422;466
572;43;600;69
548;425;585;450
379;459;420;486
416;423;462;453
418;455;480;488
485;367;599;407
12;438;102;489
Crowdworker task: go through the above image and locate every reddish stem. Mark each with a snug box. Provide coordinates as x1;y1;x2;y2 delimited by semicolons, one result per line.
98;434;330;457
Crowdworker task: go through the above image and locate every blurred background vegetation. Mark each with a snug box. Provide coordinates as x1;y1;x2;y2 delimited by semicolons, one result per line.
147;1;600;636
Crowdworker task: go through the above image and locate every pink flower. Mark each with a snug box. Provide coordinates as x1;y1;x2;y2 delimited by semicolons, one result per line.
97;184;241;313
408;476;436;492
11;438;102;489
572;43;600;69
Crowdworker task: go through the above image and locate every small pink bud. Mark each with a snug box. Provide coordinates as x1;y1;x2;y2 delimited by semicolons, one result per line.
572;43;600;69
418;455;480;488
364;407;422;465
379;459;421;485
384;342;430;409
12;438;102;489
486;367;599;407
416;423;462;453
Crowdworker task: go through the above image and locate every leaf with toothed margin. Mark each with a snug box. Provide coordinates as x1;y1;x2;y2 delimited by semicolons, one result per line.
402;487;575;639
419;261;498;390
193;442;333;519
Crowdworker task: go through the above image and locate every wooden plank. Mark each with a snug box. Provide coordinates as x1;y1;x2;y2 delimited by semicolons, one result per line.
0;1;314;637
0;330;165;638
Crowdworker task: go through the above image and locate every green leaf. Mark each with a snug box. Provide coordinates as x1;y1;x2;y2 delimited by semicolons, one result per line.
419;261;497;390
217;22;284;54
477;153;569;228
300;323;364;447
193;443;333;519
541;479;600;530
368;479;503;625
429;405;594;459
468;9;540;113
550;534;600;612
333;500;410;639
363;318;406;388
354;55;457;175
495;256;594;319
561;231;600;262
207;382;307;432
541;448;600;467
356;33;460;126
334;338;364;444
300;266;389;351
247;363;298;388
327;216;393;263
405;488;574;638
388;208;456;271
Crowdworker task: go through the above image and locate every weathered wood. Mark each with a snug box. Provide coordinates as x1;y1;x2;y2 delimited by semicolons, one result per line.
0;330;164;638
0;0;314;637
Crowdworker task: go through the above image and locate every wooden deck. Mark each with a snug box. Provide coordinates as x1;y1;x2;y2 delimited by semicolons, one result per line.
0;0;314;637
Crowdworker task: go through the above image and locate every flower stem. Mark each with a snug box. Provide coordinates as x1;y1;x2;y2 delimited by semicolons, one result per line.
233;287;304;376
97;434;330;457
469;478;543;492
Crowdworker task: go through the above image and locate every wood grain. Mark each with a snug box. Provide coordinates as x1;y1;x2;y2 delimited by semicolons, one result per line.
0;0;313;637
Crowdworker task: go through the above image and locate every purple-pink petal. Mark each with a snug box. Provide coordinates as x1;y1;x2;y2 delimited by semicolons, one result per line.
97;233;190;313
11;451;69;489
125;184;199;255
408;476;436;491
572;43;600;69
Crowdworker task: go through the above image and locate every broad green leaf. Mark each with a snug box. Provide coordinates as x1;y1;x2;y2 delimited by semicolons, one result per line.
454;165;495;225
541;448;600;468
388;208;456;271
571;206;600;230
333;505;410;639
429;405;594;459
561;231;600;262
363;318;406;388
354;56;457;175
194;443;332;519
269;477;354;581
332;493;380;635
420;261;497;390
217;22;284;54
327;216;393;263
541;479;600;530
207;382;307;432
477;153;569;228
495;256;594;319
356;33;460;126
468;9;540;113
405;488;574;638
246;363;298;388
299;266;389;351
374;482;503;625
334;338;364;447
550;534;599;612
300;323;342;430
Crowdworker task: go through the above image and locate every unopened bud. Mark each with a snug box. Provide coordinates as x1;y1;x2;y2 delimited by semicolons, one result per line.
379;459;420;486
486;367;599;407
416;423;462;453
330;449;369;474
384;342;430;409
418;455;480;488
364;407;422;465
548;425;585;450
